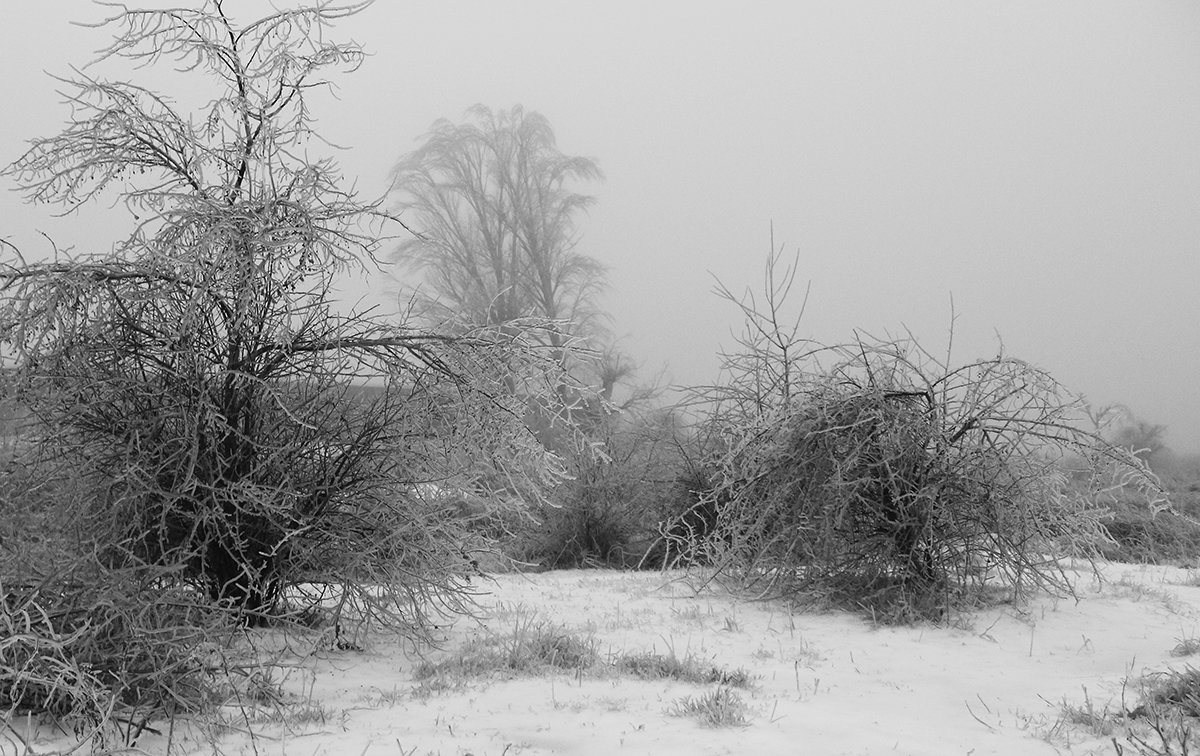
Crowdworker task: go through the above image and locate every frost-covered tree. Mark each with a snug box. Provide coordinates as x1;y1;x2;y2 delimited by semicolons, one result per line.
0;1;568;633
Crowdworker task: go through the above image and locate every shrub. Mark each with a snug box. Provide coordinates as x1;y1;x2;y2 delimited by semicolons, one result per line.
1097;450;1200;565
667;248;1162;622
1100;502;1200;565
517;407;686;569
640;463;726;568
0;557;228;747
0;473;238;748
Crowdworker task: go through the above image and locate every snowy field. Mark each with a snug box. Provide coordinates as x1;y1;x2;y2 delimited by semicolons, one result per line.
10;562;1200;756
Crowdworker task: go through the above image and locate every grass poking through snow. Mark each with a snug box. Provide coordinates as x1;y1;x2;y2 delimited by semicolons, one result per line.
1137;667;1200;718
611;651;753;687
1171;636;1200;657
1053;686;1120;740
414;614;598;687
669;687;752;727
411;607;756;718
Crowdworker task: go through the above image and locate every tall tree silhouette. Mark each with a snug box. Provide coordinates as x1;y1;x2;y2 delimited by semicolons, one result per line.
391;105;605;349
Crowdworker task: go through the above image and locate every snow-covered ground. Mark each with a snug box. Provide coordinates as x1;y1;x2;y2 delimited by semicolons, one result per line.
10;562;1200;755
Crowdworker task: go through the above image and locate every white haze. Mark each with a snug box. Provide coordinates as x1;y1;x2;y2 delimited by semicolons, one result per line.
2;2;1198;450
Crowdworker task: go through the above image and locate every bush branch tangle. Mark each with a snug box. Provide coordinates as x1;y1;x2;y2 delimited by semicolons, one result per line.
667;243;1164;622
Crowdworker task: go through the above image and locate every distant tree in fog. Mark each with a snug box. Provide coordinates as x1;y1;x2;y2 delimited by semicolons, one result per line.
389;105;605;349
1089;404;1170;470
1114;416;1169;468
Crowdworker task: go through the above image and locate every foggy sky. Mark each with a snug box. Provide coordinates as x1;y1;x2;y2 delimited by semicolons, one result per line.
3;2;1199;450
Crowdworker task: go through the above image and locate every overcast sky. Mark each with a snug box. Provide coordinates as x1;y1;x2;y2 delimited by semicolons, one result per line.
3;2;1199;451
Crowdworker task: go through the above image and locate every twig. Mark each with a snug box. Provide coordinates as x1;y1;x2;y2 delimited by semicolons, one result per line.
964;700;996;732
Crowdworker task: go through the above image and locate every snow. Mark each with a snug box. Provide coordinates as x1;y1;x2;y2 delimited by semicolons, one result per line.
8;562;1200;755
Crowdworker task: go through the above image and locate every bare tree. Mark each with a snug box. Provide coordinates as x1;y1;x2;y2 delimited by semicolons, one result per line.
0;1;569;642
390;104;605;347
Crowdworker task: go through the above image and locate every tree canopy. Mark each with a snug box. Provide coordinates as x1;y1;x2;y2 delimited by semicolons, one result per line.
390;104;605;346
